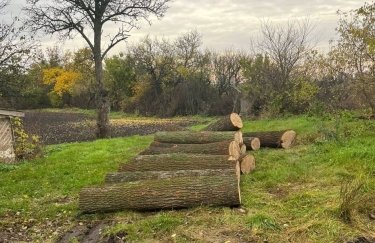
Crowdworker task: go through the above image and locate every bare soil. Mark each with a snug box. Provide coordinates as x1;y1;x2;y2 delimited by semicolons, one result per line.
23;110;197;145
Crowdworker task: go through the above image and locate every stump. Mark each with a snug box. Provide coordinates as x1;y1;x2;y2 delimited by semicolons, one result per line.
140;140;241;160
243;137;260;151
118;154;238;172
154;131;243;144
240;154;256;174
79;175;241;213
203;113;243;131
243;130;296;149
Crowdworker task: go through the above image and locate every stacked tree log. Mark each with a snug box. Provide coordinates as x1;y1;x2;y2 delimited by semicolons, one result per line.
79;113;297;213
242;130;297;149
79;114;245;213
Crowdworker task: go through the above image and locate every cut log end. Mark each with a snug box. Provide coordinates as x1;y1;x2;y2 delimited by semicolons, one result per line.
228;141;241;160
240;144;247;155
250;137;260;151
243;137;260;151
235;161;241;204
204;113;243;131
281;130;296;149
230;113;243;129
240;154;256;174
234;131;243;145
235;160;241;181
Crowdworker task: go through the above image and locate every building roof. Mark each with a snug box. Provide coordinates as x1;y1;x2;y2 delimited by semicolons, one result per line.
0;109;25;117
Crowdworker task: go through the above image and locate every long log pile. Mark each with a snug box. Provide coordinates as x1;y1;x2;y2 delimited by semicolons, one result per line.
79;113;296;213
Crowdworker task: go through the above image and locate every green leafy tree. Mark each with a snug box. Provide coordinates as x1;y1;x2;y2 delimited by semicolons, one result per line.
105;54;136;110
334;2;375;115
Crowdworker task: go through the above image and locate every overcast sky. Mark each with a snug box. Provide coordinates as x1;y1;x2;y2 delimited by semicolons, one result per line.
6;0;368;55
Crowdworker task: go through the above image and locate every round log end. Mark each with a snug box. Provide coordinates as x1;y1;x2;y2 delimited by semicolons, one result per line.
234;131;243;145
229;141;241;160
235;160;242;204
230;113;243;129
281;130;296;149
250;137;260;151
240;144;247;155
240;154;256;174
235;160;241;181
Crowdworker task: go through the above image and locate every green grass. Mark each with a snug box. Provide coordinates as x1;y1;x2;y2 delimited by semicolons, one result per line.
0;113;374;242
0;136;152;233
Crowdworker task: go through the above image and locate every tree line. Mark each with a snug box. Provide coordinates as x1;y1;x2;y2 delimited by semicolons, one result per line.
0;1;374;136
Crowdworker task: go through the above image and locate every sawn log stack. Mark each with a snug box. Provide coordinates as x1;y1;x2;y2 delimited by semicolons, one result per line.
79;113;296;213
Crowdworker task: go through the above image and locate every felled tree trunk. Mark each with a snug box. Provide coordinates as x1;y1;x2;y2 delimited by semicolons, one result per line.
105;168;238;183
243;137;260;151
140;140;240;160
154;131;243;144
240;154;256;174
243;130;296;149
203;113;243;131
79;175;241;213
118;154;238;172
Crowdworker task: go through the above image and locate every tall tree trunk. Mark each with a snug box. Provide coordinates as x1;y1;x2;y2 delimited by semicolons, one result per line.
94;24;110;138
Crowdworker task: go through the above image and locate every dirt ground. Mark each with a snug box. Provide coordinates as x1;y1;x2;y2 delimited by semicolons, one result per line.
23;110;197;145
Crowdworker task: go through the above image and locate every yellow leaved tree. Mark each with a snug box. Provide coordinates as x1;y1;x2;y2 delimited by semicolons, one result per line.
43;67;81;96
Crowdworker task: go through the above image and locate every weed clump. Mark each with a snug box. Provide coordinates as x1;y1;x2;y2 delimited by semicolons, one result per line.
339;177;365;223
339;175;375;236
245;214;280;231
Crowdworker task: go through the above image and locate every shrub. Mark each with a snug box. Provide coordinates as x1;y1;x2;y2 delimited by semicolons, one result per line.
48;91;63;108
11;117;43;160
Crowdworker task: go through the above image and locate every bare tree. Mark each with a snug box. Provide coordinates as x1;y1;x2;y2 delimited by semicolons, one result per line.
175;30;202;69
25;0;170;138
212;50;243;96
212;50;245;113
0;0;34;69
256;19;314;87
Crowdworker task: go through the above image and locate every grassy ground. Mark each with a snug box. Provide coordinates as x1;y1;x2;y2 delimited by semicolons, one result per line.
0;112;374;242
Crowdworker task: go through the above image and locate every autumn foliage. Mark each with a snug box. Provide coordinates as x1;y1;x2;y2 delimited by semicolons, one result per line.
43;67;81;96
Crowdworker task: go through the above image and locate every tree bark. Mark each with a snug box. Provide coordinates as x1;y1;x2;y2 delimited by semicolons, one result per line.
240;154;255;174
243;130;296;149
139;140;240;160
94;21;110;138
203;113;243;131
154;131;243;144
243;137;260;151
79;175;241;213
105;168;238;183
118;154;238;172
